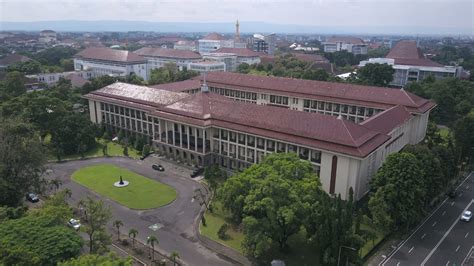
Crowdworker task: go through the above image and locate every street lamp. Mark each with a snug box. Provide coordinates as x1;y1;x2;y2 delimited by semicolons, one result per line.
337;245;357;266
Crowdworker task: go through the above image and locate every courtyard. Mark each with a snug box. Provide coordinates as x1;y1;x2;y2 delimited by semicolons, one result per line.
72;164;177;209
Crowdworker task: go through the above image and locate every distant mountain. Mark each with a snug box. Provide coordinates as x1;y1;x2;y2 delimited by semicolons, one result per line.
0;20;468;35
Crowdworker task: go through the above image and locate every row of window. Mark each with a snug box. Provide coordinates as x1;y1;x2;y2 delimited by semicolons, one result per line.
100;103;157;123
210;87;258;101
212;128;322;164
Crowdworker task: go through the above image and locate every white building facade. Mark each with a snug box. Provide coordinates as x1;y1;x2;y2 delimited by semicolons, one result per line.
84;72;434;200
74;47;148;80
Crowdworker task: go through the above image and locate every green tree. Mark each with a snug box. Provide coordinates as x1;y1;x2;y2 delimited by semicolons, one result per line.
51;113;98;156
128;228;138;248
79;197;112;254
48;178;63;193
453;110;474;160
218;153;320;258
6;60;42;74
369;153;426;231
170;251;180;266
2;71;26;97
113;220;124;241
237;63;251;74
356;63;395;87
147;235;158;261
0;119;46;206
0;214;83;265
403;144;445;202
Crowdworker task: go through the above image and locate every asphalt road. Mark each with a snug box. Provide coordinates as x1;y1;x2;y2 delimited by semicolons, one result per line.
46;156;234;266
381;172;474;266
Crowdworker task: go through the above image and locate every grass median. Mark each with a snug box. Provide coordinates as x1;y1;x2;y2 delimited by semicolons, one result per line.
72;164;176;209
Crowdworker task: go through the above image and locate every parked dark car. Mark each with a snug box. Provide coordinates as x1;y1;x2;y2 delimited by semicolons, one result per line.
26;193;39;203
152;164;165;171
190;167;204;178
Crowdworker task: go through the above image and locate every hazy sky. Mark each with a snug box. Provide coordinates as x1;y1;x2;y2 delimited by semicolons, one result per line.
0;0;472;30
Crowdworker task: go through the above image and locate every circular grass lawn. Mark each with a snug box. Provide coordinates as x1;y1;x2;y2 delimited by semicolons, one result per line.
72;164;177;209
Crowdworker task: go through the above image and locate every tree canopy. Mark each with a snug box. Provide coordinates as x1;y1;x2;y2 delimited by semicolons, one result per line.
0;119;46;206
355;63;395;87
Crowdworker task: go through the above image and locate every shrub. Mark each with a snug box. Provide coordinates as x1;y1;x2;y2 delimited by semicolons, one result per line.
201;216;206;227
217;223;229;240
133;248;144;255
121;239;129;246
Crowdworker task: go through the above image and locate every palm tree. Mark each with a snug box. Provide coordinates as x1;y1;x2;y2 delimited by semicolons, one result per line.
128;229;138;248
64;188;72;199
170;251;180;266
113;220;123;240
147;235;158;261
49;179;62;193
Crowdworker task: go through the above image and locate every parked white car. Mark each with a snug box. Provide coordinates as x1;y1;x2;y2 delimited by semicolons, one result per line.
68;218;81;230
461;211;472;222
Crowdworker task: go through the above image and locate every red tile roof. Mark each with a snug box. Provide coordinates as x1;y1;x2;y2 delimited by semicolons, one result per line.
360;105;412;134
75;47;146;63
84;83;391;157
327;37;365;44
64;73;89;87
386;41;443;67
201;33;227;41
134;47;202;60
213;48;260;57
0;54;32;66
149;79;201;92
198;72;435;114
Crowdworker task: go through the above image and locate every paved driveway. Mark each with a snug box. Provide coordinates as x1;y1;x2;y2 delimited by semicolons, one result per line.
47;156;234;266
380;172;474;266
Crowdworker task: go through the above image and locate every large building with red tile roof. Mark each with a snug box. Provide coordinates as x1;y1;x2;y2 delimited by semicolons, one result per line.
84;72;435;200
198;33;234;54
360;40;463;87
74;47;148;80
134;47;202;71
323;36;368;55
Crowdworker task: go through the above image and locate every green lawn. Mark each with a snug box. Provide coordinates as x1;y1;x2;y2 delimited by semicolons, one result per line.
72;164;176;209
200;201;245;253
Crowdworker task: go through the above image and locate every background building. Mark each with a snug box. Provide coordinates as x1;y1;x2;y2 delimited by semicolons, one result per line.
74;47;148;80
134;47;202;70
39;30;57;43
323;36;368;55
198;33;234;54
251;33;276;55
359;40;463;87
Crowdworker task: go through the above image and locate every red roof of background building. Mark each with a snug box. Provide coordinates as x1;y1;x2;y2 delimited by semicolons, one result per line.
213;48;260;57
134;47;202;59
201;33;227;41
327;37;365;44
75;47;146;63
386;41;443;67
0;54;32;66
197;72;435;114
84;83;391;157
